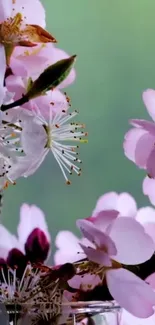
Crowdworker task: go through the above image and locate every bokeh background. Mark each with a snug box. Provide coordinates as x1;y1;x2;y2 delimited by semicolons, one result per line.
2;0;155;255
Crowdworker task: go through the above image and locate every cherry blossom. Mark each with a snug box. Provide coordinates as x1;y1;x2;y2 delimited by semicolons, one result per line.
76;219;155;317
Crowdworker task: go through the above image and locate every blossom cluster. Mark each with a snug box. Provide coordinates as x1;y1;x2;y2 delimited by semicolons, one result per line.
0;0;87;189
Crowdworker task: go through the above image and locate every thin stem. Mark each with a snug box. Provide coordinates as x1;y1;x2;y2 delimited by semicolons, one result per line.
1;95;29;111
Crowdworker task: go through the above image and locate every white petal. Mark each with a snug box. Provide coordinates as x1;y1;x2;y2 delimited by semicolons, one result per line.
54;231;85;264
0;225;20;259
116;193;137;217
17;203;51;245
92;192;119;216
21;118;47;155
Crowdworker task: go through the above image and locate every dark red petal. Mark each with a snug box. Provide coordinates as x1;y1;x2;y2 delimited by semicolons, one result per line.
25;228;50;263
7;248;28;278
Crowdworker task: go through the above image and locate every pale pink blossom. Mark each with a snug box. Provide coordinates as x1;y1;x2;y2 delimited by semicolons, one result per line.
0;0;46;91
121;308;155;325
123;89;155;204
76;219;155;317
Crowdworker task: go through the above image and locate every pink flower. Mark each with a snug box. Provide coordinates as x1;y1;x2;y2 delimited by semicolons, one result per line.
121;308;155;325
0;203;51;265
76;219;155;318
123;89;155;204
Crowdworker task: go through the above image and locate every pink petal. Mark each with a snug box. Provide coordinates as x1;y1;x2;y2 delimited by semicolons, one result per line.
17;204;51;248
25;228;50;263
11;0;46;28
121;306;155;325
77;219;117;255
5;75;25;101
143;176;155;205
146;147;155;178
136;207;155;243
54;231;85;264
10;54;48;78
109;217;154;264
146;273;155;290
135;133;155;168
80;243;112;266
0;0;12;21
143;89;155;122
90;210;119;233
21;119;47;156
116;192;137;217
92;192;119;215
136;207;155;224
130;119;155;135
106;268;155;318
123;128;147;162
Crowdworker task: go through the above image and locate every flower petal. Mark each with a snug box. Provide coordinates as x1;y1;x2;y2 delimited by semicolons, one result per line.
116;192;137;217
143;89;155;122
68;274;101;290
135;133;155;168
0;225;21;260
121;306;155;325
54;231;85;264
80;243;112;266
77;219;117;256
106;268;155;318
0;0;12;21
11;0;46;27
130;119;155;135
0;45;6;104
136;207;155;224
146;147;155;178
110;217;154;264
92;192;119;215
17;203;51;249
90;210;118;233
146;273;155;290
123;128;147;162
143;176;155;206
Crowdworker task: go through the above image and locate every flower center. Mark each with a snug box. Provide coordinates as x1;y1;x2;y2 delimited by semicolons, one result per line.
0;13;23;44
43;125;52;148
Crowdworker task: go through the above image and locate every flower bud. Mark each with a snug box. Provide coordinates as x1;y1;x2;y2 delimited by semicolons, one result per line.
26;55;77;99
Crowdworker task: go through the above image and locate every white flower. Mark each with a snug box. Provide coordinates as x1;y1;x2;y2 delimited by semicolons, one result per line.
20;100;88;184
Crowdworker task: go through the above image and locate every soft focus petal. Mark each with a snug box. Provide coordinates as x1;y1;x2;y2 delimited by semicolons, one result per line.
90;210;119;233
143;176;155;206
92;192;119;215
136;207;155;224
80;243;112;266
77;219;117;255
0;225;21;259
106;268;155;318
116;192;137;217
110;217;154;264
130;119;155;135
135;133;155;168
54;231;85;264
121;308;155;325
18;203;51;246
146;147;155;178
0;0;12;21
143;89;155;122
5;75;25;101
123;128;147;162
11;0;46;27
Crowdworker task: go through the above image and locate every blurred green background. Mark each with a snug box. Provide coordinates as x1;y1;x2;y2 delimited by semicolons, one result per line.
2;0;155;251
